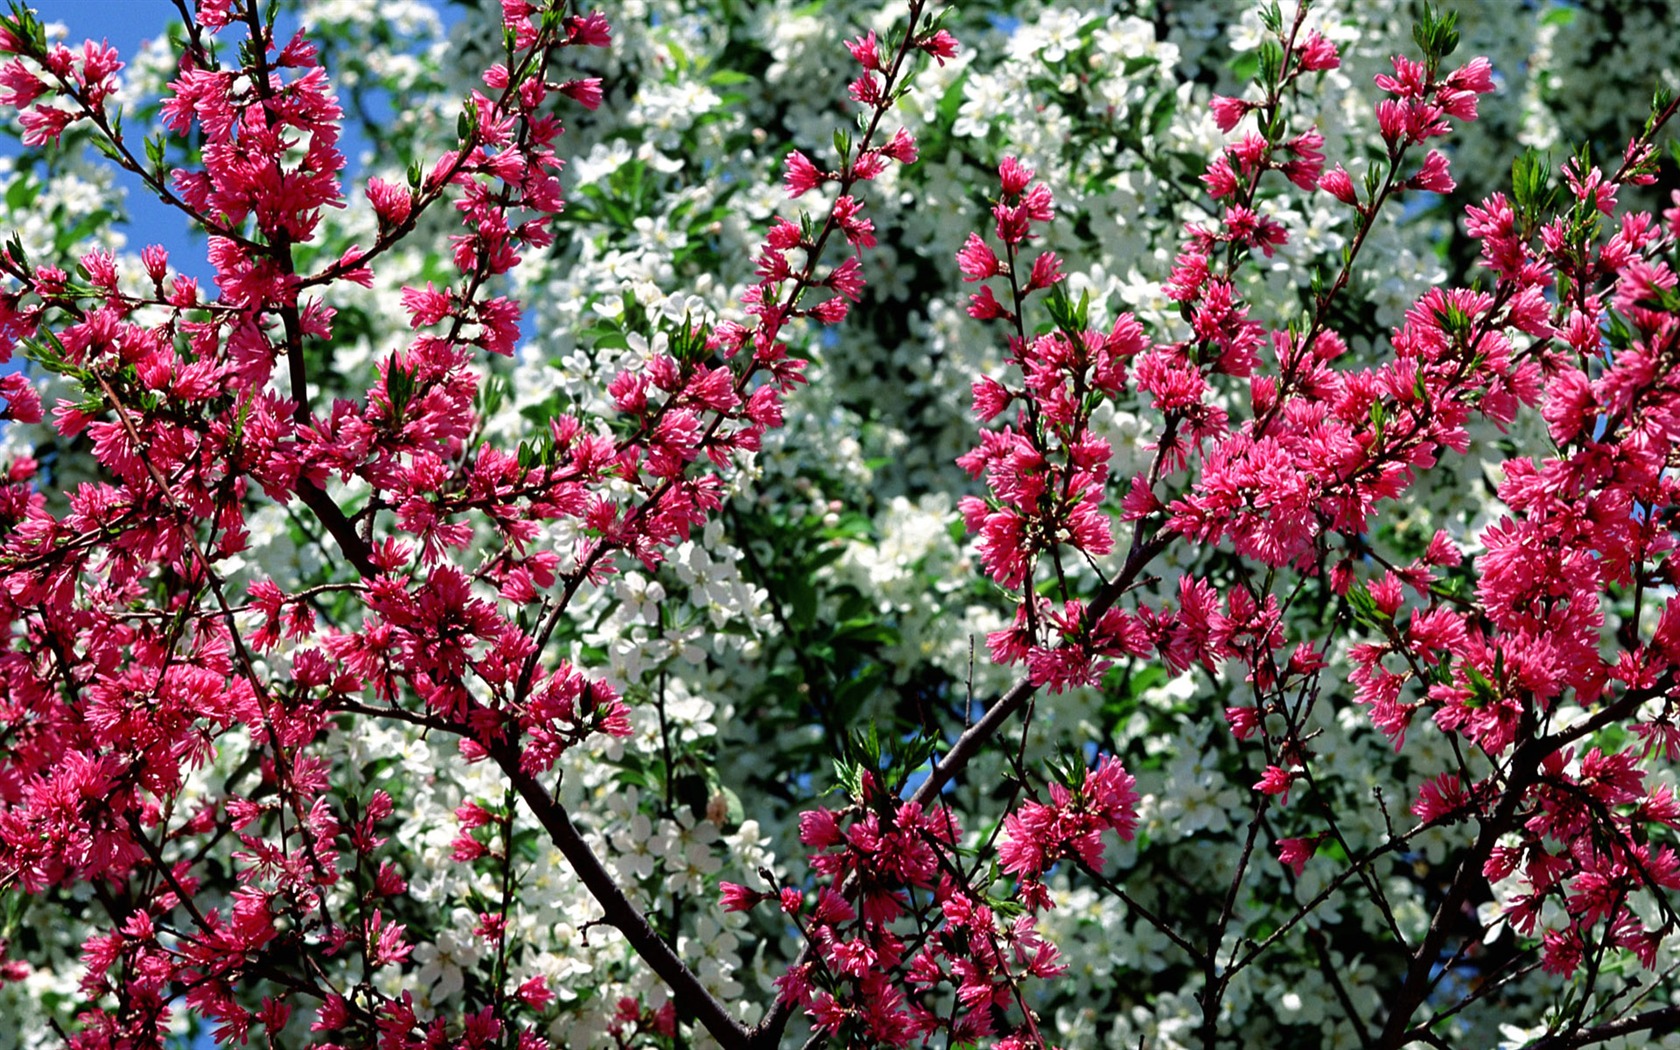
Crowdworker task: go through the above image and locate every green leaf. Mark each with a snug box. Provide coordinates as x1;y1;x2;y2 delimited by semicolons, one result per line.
54;210;114;255
4;175;36;211
1043;282;1087;334
1257;39;1285;88
1148;92;1176;140
1345;577;1388;628
937;70;968;129
833;755;864;800
386;357;417;420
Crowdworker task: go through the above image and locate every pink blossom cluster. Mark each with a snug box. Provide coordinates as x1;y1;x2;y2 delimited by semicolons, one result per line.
947;0;1680;997
1353;138;1680;976
4;0;1680;1043
955;157;1157;694
0;0;952;1045
727;771;1067;1049
0;26;122;146
997;755;1139;911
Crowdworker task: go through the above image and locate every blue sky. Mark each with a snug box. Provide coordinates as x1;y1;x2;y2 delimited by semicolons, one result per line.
20;2;210;277
12;1;457;283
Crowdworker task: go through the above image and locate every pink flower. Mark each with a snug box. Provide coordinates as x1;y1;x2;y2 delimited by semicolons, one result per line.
956;233;1000;281
998;155;1033;196
997;802;1052;878
516;975;555;1011
1446;56;1495;94
1086;756;1139;840
1376;98;1408;143
1210;95;1250;132
0;59;45;107
827;256;866;301
1540;367;1595;443
766;217;801;250
809;296;849;324
971;376;1011;420
1227;132;1268;173
1225;705;1261;740
1407;149;1456;193
719;882;762;912
968;284;1007;321
833;194;875;248
1281;128;1325;190
846;31;881;71
17;104;74;146
1021;182;1053;222
367;176;413;227
881;127;918;163
140;243;170;282
1411;772;1468;824
366;910;412;968
1318;164;1358;205
775;964;815;1007
799;808;841;848
1542;927;1584;977
566;10;611;47
1201;156;1240;199
1025;251;1063;291
783;150;824;197
1277;836;1318;876
918;29;959;66
1375;55;1428;99
1295;29;1340;71
1255;765;1294;804
0;372;42;424
993;202;1030;245
559;77;603;110
848;73;883;106
1563;157;1616;215
1423;530;1463;567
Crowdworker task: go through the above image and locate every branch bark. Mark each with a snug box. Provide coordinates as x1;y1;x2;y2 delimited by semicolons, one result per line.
1523;1006;1680;1050
490;744;753;1050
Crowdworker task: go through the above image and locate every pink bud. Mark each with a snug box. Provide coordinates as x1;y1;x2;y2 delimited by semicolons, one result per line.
1210;95;1250;133
1318;165;1358;205
1277;836;1318;876
783;150;824;198
845;31;881;71
1295;30;1339;71
1255;765;1294;804
998;155;1033;196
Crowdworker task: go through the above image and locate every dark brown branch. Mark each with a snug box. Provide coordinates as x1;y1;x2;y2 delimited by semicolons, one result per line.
489;743;752;1050
1375;738;1543;1048
1501;1006;1680;1050
906;530;1173;811
295;478;377;578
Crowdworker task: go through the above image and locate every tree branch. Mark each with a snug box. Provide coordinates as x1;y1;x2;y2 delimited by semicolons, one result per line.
489;743;752;1050
1501;1006;1680;1050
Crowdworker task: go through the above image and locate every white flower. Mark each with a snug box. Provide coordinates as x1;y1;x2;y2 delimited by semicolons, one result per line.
412;919;484;1007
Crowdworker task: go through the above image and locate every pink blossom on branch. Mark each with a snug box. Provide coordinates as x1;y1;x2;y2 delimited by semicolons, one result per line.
2;1;1680;1048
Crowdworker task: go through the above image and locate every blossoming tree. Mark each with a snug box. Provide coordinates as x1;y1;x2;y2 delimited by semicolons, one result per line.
1;1;1679;1049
